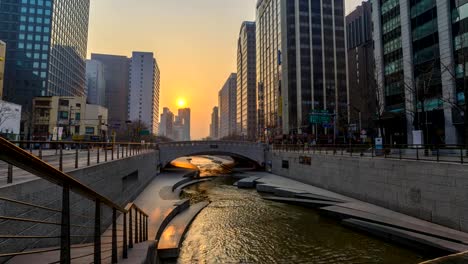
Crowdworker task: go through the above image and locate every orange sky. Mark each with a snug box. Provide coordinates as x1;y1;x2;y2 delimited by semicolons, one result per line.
88;0;362;139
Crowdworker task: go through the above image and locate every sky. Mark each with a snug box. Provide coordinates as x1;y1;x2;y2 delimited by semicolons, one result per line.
88;0;363;139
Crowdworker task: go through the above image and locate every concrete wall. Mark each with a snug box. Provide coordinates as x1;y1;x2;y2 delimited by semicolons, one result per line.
268;151;468;232
0;151;159;259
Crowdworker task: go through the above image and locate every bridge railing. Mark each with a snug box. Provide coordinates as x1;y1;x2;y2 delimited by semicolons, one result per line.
1;140;157;185
272;144;468;164
160;140;264;148
0;137;150;263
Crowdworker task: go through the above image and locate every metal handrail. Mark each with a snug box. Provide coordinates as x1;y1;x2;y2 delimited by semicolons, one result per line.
271;143;468;164
0;137;126;211
0;137;150;263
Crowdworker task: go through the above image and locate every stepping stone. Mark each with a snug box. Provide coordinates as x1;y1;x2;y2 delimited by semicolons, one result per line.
295;193;346;203
262;196;339;208
320;205;468;245
343;218;468;254
256;184;279;193
236;177;260;188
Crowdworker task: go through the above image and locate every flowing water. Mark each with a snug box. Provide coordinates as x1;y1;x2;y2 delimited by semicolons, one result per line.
172;156;428;264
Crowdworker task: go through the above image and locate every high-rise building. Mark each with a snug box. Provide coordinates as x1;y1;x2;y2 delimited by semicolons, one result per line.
177;108;191;141
346;1;376;136
372;0;466;144
0;40;5;99
210;106;219;139
0;0;90;109
128;52;160;134
237;21;257;140
219;73;237;138
90;54;130;130
256;0;348;140
159;107;174;138
86;60;106;107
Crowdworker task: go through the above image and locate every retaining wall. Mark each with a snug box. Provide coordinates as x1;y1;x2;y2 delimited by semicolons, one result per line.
268;151;468;232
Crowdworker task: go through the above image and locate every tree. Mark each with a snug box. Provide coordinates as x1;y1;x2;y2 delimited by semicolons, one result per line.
0;101;20;134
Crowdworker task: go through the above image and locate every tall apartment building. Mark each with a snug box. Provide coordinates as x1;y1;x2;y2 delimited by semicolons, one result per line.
128;52;160;134
372;0;467;144
237;21;257;140
210;106;219;139
177;108;191;141
86;60;106;107
256;0;348;140
0;0;90;109
91;54;130;130
159;107;174;138
0;40;5;99
219;73;237;138
346;1;376;134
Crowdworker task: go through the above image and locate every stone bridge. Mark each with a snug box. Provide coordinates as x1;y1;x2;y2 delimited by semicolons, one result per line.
158;141;266;167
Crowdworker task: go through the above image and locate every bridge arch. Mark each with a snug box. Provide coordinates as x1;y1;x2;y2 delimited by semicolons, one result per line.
158;141;266;168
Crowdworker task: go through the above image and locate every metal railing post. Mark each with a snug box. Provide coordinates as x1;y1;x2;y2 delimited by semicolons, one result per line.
145;216;148;240
436;146;440;162
87;145;91;166
60;185;71;264
123;212;128;259
39;143;43;160
139;212;143;243
112;208;118;263
129;209;133;249
117;144;120;159
97;145;100;164
399;145;402;160
94;200;101;264
461;147;464;164
7;163;13;184
416;147;419;160
75;147;79;169
127;145;129;157
59;144;63;171
105;144;108;162
134;208;138;244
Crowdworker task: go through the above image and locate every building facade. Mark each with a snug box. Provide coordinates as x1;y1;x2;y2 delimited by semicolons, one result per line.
128;52;160;134
346;1;376;137
0;0;90;109
177;108;190;141
237;21;257;140
372;0;467;144
159;107;174;138
0;40;5;99
219;73;237;138
86;60;106;107
31;96;108;141
256;0;349;141
210;106;219;139
90;54;130;131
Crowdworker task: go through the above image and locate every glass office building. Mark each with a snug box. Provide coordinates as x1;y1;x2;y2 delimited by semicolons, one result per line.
373;0;465;144
0;0;90;109
257;0;348;139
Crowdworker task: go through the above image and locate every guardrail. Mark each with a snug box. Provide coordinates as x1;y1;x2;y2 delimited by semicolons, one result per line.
160;140;263;147
1;140;157;185
0;137;149;263
272;144;468;164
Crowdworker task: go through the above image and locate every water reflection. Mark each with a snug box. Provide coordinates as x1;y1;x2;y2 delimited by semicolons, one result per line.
173;156;427;264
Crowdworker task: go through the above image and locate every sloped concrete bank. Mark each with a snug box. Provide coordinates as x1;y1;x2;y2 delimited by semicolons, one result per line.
267;151;468;233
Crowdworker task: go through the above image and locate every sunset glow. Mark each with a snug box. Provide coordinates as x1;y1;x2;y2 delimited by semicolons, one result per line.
177;98;187;108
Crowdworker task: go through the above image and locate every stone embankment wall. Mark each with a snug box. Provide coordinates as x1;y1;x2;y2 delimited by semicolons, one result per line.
0;151;159;258
268;151;468;232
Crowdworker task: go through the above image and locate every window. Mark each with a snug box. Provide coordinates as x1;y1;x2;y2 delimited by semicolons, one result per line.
59;99;69;106
59;111;69;120
75;113;81;121
74;126;80;134
85;127;95;135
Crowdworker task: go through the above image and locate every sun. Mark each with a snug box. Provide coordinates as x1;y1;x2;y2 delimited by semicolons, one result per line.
177;98;187;108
